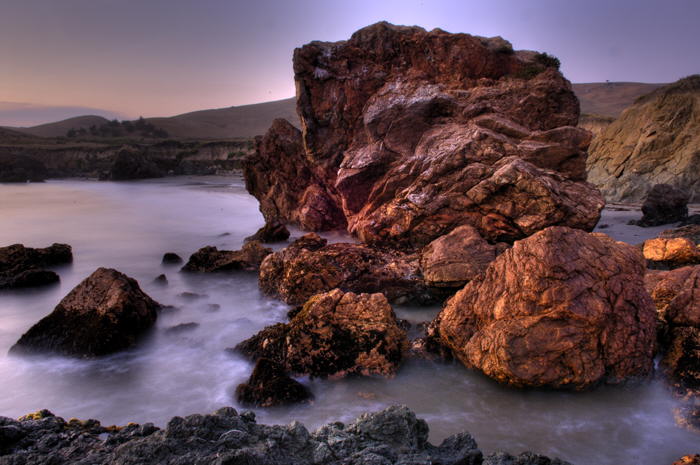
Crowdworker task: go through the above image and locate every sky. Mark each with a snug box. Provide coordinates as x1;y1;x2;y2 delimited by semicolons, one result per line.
1;0;698;125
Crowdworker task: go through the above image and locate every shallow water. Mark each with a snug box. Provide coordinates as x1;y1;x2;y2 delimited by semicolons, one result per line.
0;177;697;465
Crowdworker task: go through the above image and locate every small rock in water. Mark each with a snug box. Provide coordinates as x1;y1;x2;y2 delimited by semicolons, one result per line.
206;303;221;312
178;291;207;301
181;242;272;272
153;274;168;285
0;243;73;290
161;252;183;265
245;219;290;243
164;322;199;335
235;358;313;407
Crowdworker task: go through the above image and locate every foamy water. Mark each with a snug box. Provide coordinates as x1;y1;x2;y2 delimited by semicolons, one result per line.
0;177;696;465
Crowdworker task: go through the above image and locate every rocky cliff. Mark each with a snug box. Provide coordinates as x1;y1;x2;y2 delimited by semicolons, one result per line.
587;75;700;202
0;139;253;180
245;22;603;249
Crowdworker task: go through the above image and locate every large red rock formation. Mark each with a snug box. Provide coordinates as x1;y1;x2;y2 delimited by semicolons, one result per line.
244;22;603;249
432;227;656;389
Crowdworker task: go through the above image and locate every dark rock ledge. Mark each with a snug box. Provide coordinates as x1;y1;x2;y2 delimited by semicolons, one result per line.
0;405;575;465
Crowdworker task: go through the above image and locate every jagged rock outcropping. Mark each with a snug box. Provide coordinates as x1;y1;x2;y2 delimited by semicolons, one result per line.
244;22;604;249
10;268;160;357
0;405;574;465
587;75;700;202
432;227;656;389
259;233;432;305
235;289;408;378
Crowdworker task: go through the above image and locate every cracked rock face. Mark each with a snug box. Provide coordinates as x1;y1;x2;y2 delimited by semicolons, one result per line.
433;226;657;389
259;233;432;306
244;22;604;250
236;289;408;379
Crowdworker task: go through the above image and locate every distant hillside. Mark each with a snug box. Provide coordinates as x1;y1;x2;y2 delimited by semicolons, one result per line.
2;83;668;141
145;98;299;139
0;127;43;144
7;115;110;138
572;82;665;118
4;98;298;140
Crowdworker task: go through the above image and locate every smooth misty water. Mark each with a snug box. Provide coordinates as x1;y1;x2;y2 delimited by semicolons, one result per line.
0;177;697;465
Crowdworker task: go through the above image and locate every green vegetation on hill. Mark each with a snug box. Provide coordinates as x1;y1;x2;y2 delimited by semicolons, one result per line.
66;117;169;140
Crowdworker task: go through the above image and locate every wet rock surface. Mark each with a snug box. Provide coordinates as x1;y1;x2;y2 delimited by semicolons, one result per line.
182;241;272;272
245;219;291;243
235;289;408;378
259;234;432;305
420;225;499;289
643;237;700;270
636;184;690;227
245;22;604;249
10;268;160;357
433;226;656;389
0;243;72;290
161;252;183;264
647;264;700;431
0;405;576;465
235;358;313;407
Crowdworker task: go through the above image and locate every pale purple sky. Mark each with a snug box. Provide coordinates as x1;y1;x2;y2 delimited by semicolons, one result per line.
1;0;698;125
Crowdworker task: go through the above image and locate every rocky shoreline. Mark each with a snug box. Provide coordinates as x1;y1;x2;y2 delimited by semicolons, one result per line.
2;21;700;465
0;405;573;465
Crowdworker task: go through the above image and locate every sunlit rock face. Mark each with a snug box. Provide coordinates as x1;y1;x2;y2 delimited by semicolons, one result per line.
245;22;603;249
433;227;656;390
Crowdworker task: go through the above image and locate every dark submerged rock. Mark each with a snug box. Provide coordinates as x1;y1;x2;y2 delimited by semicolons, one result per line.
235;358;313;407
0;243;72;290
164;322;199;335
161;252;183;264
10;268;160;357
182;241;272;272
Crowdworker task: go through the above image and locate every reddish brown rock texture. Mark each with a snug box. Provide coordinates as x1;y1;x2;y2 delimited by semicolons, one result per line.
433;226;656;389
235;289;408;378
419;225;498;288
646;266;700;412
643;238;700;270
259;234;431;305
244;22;604;249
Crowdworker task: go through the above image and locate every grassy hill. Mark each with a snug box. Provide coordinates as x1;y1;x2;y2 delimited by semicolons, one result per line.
8;115;110;138
145;98;298;139
572;82;665;117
